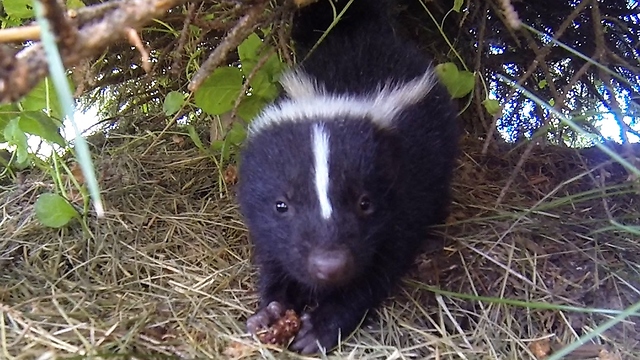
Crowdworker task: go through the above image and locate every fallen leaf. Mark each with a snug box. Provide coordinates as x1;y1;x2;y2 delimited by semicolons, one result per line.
224;164;238;185
70;162;85;185
529;338;551;359
172;135;185;146
223;341;257;359
599;348;621;360
142;325;172;341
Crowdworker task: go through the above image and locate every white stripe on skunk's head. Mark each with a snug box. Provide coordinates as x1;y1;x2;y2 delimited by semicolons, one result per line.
312;123;332;220
247;68;437;136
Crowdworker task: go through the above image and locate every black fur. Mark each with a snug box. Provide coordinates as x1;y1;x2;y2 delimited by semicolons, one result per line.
237;0;459;354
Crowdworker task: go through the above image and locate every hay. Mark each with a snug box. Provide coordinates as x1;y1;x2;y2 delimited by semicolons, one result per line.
1;126;640;360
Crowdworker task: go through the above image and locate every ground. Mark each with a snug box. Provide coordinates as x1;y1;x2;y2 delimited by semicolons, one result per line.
1;123;639;360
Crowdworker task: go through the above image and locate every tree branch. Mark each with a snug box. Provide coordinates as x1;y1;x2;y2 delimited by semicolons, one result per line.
0;0;190;104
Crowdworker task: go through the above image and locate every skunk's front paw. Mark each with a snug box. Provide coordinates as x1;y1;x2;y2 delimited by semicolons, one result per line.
246;301;285;334
289;312;340;355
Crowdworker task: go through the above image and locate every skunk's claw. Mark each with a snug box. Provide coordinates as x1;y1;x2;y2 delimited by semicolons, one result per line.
289;312;338;355
246;301;286;334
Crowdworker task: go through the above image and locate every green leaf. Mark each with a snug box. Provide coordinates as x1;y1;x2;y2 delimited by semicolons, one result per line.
238;33;285;81
435;62;475;99
21;78;63;120
249;70;279;100
0;14;22;27
163;91;185;116
237;95;268;121
453;0;464;12
194;66;244;115
538;79;548;89
435;62;458;80
238;33;263;74
455;71;475;98
3;118;29;163
0;104;19;143
3;0;34;19
35;193;79;228
482;98;501;116
0;103;20;120
226;121;247;146
185;124;206;152
218;122;247;161
210;139;224;152
0;149;30;170
262;55;286;82
19;111;66;146
220;139;232;161
66;0;85;10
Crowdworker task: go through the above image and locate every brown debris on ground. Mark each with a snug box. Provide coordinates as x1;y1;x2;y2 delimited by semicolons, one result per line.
1;126;639;359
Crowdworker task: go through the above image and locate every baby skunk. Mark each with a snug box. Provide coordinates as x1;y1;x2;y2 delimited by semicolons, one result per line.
237;0;459;354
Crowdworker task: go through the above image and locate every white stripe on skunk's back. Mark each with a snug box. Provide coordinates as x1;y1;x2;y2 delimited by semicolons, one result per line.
312;123;332;220
247;68;438;136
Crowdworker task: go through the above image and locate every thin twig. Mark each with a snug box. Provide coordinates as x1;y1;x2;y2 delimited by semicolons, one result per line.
171;2;198;77
0;0;188;104
188;2;268;93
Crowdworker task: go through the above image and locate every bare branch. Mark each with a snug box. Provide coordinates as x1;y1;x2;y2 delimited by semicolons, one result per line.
170;2;198;76
0;26;41;42
0;0;190;104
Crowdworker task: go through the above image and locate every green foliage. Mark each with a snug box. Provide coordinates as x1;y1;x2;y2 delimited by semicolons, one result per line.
65;0;85;10
186;32;286;162
0;103;19;143
247;70;279;100
19;111;66;146
35;193;79;228
21;79;63;119
186;124;207;152
435;62;475;99
193;33;284;124
236;95;268;121
0;77;68;171
194;66;244;115
482;98;501;116
163;91;185;116
452;0;464;12
538;79;548;89
2;0;88;18
238;33;285;85
0;1;105;222
211;121;248;162
3;118;29;163
2;0;34;19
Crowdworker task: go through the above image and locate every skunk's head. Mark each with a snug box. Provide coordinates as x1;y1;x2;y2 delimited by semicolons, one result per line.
237;68;436;288
238;118;400;288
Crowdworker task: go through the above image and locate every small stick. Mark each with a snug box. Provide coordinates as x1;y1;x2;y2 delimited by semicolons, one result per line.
188;2;267;92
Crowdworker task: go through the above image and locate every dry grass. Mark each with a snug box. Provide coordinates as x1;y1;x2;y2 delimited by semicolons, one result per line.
1;126;640;360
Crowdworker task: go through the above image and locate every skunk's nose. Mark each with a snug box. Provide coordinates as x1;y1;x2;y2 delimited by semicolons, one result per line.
308;249;354;284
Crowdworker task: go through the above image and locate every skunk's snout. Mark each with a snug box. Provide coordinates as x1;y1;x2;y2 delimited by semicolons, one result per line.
307;248;355;285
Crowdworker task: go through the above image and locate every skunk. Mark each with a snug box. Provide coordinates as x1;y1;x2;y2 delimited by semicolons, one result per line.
237;0;459;354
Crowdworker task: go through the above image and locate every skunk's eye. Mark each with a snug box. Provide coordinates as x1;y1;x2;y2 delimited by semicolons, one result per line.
357;194;373;215
275;201;289;213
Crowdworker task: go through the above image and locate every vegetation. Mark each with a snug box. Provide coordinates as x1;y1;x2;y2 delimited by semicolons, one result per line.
0;0;638;359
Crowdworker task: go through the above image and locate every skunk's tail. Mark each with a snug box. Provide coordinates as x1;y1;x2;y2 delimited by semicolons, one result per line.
290;0;395;55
